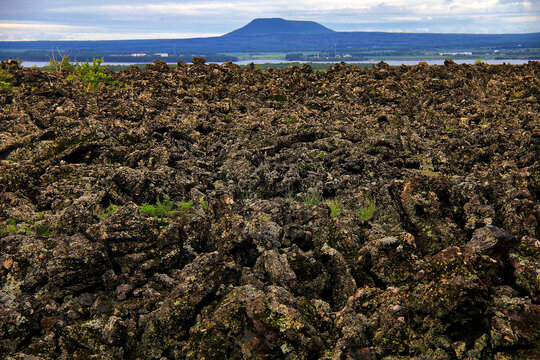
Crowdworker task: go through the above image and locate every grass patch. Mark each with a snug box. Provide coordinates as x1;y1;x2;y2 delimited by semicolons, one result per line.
357;199;376;221
2;219;18;234
139;198;193;219
34;223;52;237
241;191;251;200
301;192;323;206
1;218;52;238
325;199;343;217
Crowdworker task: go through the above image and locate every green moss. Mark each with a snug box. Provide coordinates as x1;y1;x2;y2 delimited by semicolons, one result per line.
298;163;314;171
43;238;57;250
201;199;209;211
421;224;434;238
296;298;319;327
445;125;457;133
253;306;284;331
274;94;287;102
285;117;298;124
326;221;342;249
94;203;120;220
49;134;93;157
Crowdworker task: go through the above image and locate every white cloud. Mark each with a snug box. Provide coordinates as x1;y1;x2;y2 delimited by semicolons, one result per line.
61;32;221;40
504;15;540;22
0;22;92;31
0;0;538;39
51;2;274;16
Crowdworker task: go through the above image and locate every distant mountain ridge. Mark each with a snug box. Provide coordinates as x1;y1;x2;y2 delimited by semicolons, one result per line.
224;18;335;36
1;18;539;61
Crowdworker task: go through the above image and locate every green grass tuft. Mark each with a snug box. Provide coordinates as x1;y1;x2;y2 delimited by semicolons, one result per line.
325;199;343;217
140;198;193;219
357;200;375;221
301;192;323;206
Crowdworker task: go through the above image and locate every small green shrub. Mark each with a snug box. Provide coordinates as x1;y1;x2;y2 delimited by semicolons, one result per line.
43;56;75;74
67;57;117;91
0;70;14;90
357;200;375;221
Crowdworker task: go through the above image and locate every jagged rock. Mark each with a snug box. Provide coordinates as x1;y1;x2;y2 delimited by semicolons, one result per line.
0;62;538;359
508;236;540;301
254;249;297;288
183;285;325;359
138;251;239;357
463;225;515;258
45;234;111;298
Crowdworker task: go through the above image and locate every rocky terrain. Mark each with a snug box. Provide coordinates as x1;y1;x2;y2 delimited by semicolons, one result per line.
0;58;538;359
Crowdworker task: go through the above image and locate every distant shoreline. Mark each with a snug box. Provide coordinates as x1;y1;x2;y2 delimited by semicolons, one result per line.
21;59;539;68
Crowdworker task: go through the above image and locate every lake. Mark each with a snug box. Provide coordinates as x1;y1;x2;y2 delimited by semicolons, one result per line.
22;59;538;68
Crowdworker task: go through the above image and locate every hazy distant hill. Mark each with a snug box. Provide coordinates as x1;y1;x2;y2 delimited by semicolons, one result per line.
1;18;539;61
223;18;335;36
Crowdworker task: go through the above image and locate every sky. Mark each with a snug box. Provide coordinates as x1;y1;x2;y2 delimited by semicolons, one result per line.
0;0;539;41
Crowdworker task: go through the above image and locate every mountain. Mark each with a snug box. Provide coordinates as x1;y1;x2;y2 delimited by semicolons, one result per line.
1;18;539;61
223;18;335;37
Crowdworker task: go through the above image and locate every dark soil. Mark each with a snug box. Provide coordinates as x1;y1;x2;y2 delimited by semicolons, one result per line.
0;59;539;359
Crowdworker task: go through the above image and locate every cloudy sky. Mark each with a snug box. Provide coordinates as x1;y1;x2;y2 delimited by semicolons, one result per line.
0;0;539;41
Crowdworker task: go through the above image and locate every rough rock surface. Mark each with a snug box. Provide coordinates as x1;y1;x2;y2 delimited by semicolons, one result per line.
0;59;539;359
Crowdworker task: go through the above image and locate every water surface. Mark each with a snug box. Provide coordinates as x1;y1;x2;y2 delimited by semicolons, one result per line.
22;59;538;68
